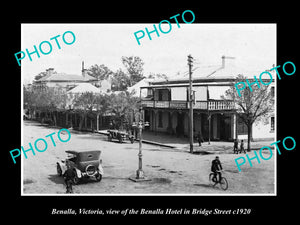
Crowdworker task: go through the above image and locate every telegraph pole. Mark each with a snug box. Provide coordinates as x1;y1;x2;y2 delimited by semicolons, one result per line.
188;54;194;153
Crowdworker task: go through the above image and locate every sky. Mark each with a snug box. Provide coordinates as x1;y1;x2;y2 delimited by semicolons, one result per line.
21;23;276;83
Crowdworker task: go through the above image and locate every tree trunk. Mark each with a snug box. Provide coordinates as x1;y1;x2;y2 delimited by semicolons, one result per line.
247;123;252;151
79;113;85;131
85;116;87;130
51;111;57;126
96;113;100;131
66;112;68;128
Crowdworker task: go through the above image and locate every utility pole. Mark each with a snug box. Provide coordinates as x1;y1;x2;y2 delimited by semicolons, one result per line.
188;54;194;153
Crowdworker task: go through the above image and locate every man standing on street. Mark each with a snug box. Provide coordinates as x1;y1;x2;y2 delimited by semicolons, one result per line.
197;130;204;146
63;161;76;193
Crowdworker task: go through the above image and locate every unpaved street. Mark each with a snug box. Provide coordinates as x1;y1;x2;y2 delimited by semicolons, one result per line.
22;121;275;195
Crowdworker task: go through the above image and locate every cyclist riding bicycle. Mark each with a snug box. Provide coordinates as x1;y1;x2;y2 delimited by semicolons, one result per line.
211;156;223;182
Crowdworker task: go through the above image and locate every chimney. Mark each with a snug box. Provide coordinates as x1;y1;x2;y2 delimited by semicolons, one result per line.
46;68;54;76
82;69;87;78
222;55;225;68
221;56;235;68
81;61;87;77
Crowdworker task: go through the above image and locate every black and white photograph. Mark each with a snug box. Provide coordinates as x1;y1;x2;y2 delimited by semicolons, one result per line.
21;23;276;195
4;4;298;221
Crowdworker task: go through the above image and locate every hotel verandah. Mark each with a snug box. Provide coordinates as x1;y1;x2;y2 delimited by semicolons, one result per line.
140;58;275;142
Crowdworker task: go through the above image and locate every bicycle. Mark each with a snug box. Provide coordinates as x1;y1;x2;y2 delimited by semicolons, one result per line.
209;170;228;190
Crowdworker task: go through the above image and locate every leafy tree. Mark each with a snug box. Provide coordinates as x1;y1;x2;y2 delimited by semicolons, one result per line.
147;72;168;80
36;87;68;126
23;85;39;119
71;91;139;131
111;69;129;91
34;72;48;81
24;86;68;125
87;64;113;81
121;56;145;86
105;56;145;91
73;92;99;130
34;69;57;81
224;74;274;151
92;94;112;130
107;91;139;130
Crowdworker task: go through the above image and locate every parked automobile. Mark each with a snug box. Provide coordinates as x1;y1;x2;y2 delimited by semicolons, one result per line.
57;150;103;184
107;129;134;143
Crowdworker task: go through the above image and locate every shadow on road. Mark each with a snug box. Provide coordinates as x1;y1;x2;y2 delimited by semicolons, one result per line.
76;135;106;141
150;177;172;184
48;174;64;185
224;169;239;173
192;151;213;155
193;183;212;188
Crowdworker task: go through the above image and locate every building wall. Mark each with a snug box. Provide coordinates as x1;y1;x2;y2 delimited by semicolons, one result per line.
252;119;274;140
238;116;275;141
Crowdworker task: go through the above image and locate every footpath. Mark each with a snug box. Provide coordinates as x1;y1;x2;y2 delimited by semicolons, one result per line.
97;130;271;154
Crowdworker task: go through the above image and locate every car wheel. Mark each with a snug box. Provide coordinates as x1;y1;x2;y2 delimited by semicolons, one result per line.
86;164;97;176
118;137;123;143
72;171;80;185
57;163;62;176
95;172;102;182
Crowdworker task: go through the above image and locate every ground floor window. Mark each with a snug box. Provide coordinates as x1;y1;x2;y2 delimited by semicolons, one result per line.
270;116;275;132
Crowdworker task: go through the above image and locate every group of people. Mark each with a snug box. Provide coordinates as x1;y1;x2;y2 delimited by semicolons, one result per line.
233;138;246;154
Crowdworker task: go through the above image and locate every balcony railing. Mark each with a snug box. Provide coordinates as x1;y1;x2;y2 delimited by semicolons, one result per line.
170;101;187;109
193;101;207;110
141;100;154;108
208;101;235;110
155;101;169;108
141;100;235;111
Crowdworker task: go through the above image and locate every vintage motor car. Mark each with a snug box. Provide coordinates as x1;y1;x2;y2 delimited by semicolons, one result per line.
56;150;103;184
107;129;134;143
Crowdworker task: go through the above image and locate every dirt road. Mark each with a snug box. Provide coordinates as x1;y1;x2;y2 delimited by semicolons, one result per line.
22;121;275;195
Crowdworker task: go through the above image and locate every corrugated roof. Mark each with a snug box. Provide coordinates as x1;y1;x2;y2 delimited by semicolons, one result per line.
67;83;101;94
149;63;273;86
38;73;97;82
180;66;262;79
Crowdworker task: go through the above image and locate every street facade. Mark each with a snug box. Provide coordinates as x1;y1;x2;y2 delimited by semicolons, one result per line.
22;120;275;195
22;24;276;196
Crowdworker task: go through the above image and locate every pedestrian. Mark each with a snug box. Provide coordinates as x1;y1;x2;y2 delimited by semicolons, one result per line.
63;161;76;194
233;138;239;154
240;139;245;153
197;131;204;146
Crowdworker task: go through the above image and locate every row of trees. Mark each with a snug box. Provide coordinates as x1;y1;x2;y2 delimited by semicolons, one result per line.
82;56;145;91
24;86;140;131
86;56;168;91
27;55;168;131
